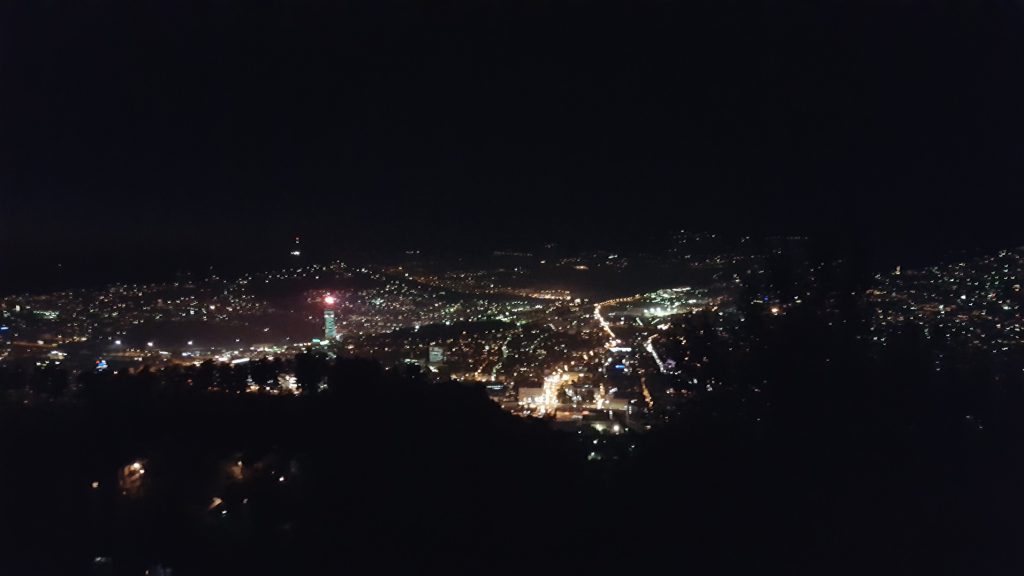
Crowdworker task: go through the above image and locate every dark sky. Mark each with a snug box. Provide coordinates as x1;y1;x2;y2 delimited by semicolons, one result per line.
3;0;1024;289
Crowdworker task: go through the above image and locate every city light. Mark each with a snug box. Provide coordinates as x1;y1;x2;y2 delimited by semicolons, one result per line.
5;3;1019;569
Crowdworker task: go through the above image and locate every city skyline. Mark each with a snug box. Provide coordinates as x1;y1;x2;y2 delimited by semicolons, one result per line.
4;0;1024;573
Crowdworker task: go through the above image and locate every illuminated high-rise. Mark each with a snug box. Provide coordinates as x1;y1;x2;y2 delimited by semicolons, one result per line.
323;294;338;341
324;310;336;341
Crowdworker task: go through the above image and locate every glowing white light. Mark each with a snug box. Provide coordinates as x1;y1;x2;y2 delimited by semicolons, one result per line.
323;295;337;305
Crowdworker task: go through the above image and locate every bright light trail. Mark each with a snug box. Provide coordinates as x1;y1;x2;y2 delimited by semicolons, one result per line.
644;334;669;374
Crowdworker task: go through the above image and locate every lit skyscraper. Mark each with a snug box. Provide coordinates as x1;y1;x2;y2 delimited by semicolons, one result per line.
323;294;337;341
324;310;336;341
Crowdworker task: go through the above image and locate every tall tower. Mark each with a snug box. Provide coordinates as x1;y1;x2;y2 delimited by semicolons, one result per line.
323;310;336;341
291;236;302;257
323;294;338;341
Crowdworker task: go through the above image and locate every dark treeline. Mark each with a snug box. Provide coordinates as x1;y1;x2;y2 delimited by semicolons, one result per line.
0;358;588;575
624;302;1024;574
4;300;1024;574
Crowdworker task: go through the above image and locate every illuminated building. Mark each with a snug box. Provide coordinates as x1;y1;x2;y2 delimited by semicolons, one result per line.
429;345;445;365
323;294;337;341
324;310;336;341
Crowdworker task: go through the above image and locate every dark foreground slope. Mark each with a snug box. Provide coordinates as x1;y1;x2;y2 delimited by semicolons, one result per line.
3;308;1024;574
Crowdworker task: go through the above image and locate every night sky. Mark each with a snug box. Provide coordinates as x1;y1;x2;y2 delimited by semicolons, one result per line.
3;0;1024;290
